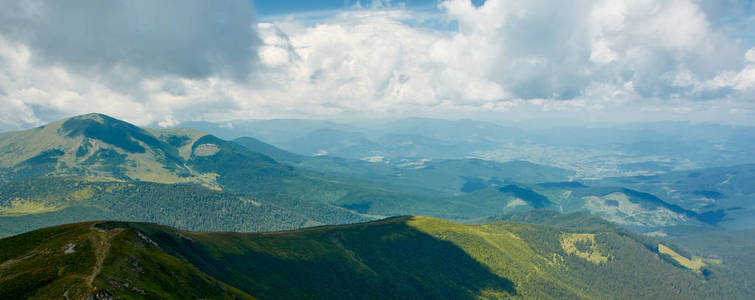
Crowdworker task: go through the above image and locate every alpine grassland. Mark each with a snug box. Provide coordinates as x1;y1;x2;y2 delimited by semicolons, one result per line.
1;216;737;299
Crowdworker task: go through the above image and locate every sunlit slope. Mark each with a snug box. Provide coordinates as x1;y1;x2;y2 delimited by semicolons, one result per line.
0;113;216;186
489;210;755;297
1;216;725;299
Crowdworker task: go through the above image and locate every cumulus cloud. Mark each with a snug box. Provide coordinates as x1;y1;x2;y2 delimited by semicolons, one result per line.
255;10;509;115
0;0;258;80
746;48;755;62
249;0;754;118
0;0;259;130
0;0;753;131
436;0;750;100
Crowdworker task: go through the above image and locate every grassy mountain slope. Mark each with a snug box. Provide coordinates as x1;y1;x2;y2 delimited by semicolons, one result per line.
0;177;318;238
490;210;755;296
0;222;255;299
667;228;755;293
0;114;209;186
1;216;733;299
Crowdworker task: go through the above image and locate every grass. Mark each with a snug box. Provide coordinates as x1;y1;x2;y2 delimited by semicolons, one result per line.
560;233;610;264
70;187;94;201
657;244;706;272
1;216;739;299
0;177;314;237
0;199;64;216
0;222;256;299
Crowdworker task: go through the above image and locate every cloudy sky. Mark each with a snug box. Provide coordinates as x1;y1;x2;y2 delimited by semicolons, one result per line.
0;0;754;131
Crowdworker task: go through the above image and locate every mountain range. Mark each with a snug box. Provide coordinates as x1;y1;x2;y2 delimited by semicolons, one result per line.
1;113;754;298
3;114;749;238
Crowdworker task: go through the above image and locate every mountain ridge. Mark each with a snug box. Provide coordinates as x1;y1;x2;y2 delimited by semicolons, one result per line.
1;215;734;299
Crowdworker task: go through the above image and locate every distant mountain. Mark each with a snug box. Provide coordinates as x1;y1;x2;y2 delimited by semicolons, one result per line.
181;119;351;142
1;216;738;299
232;137;574;193
398;159;574;194
233;136;306;163
180;118;755;173
0;113;204;185
0;114;376;236
1;114;537;237
592;164;755;229
185;118;517;159
232;133;737;230
481;210;618;230
2;114;750;239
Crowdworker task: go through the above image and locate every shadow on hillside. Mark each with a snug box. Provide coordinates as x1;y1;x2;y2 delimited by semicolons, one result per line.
140;219;517;299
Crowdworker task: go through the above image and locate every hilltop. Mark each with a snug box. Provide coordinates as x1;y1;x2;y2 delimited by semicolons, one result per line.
0;216;735;299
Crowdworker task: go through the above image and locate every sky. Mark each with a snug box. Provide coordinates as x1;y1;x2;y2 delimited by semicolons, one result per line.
0;0;754;131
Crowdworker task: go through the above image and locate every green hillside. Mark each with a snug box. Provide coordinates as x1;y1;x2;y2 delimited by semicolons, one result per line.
489;210;755;297
0;114;210;186
0;222;255;299
1;216;735;299
0;177;318;238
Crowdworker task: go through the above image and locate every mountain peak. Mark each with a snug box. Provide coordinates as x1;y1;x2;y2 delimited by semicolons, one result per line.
68;112;110;120
0;113;196;183
60;113;155;154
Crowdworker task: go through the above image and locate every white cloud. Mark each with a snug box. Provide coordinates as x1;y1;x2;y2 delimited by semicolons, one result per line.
247;0;753;117
0;0;259;80
0;0;753;130
746;47;755;62
253;10;510;116
733;65;755;90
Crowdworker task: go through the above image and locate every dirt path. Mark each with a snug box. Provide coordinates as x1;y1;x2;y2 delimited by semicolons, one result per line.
0;251;44;270
86;225;124;287
58;226;124;299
